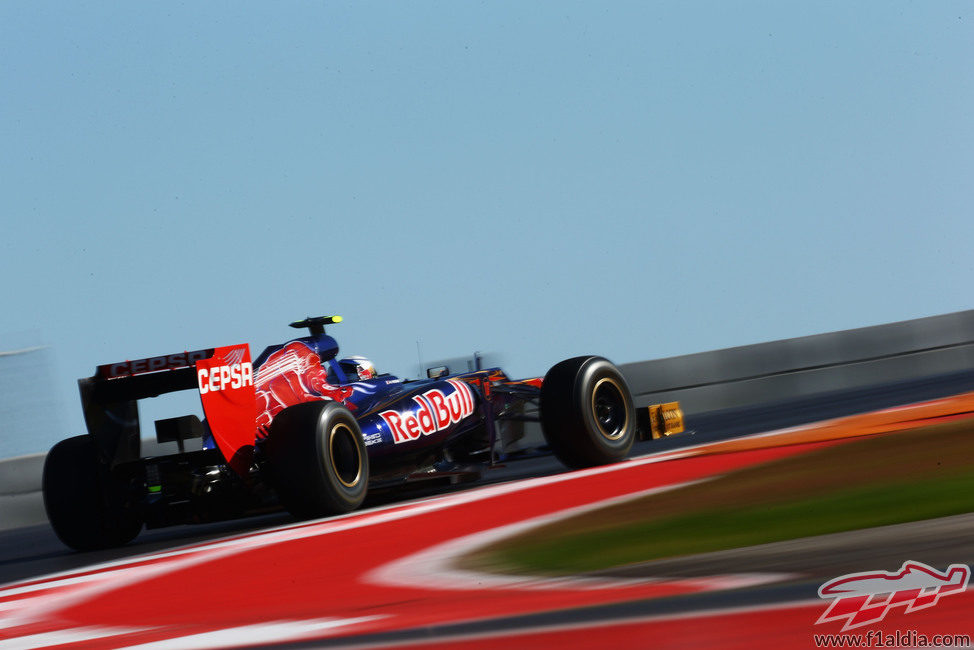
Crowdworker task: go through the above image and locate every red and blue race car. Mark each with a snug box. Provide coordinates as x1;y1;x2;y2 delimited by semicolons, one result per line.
43;316;683;550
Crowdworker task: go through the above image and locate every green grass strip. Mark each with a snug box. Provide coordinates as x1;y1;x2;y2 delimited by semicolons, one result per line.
488;471;974;574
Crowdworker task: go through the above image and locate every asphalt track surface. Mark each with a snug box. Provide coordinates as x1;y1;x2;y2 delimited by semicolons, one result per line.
2;368;973;647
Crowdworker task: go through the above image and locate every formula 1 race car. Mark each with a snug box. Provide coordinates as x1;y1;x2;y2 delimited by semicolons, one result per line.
43;316;684;550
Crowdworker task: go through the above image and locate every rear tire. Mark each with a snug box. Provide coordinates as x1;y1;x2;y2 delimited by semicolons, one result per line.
263;401;369;518
42;435;143;551
540;356;636;469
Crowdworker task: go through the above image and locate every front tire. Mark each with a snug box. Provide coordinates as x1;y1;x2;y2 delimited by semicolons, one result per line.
263;401;369;519
540;356;636;469
42;435;143;551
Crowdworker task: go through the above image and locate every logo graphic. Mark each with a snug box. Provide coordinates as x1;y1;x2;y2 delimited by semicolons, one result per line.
816;561;970;631
99;348;213;379
254;341;358;434
197;346;253;394
379;379;475;444
195;344;257;475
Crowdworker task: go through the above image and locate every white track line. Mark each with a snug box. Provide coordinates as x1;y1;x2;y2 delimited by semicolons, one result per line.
0;626;143;650
0;449;707;627
118;616;383;650
0;446;697;597
367;478;796;592
0;430;818;644
323;598;828;649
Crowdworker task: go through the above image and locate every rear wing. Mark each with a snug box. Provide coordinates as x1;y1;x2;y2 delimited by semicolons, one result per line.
80;344;256;475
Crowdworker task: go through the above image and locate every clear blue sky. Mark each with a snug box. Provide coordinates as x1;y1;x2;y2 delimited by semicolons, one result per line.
2;2;972;457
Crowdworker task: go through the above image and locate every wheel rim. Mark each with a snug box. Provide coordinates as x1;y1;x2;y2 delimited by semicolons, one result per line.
329;423;363;488
591;377;629;441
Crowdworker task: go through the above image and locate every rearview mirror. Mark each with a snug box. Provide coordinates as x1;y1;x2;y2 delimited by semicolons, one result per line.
427;366;449;379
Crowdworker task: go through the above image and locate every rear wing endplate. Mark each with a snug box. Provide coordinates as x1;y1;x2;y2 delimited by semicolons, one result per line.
81;344;256;476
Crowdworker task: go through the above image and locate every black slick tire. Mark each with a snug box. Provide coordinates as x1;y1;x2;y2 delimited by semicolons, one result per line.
42;435;143;551
263;401;369;519
540;356;636;469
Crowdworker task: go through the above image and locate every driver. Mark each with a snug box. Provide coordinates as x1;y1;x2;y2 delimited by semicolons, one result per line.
339;356;377;381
